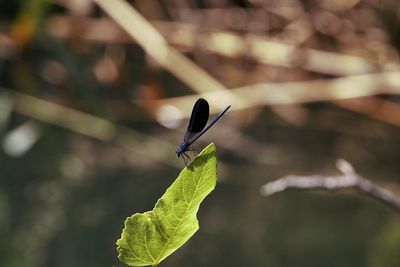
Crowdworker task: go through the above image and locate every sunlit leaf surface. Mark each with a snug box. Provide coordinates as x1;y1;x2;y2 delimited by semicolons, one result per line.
117;143;217;266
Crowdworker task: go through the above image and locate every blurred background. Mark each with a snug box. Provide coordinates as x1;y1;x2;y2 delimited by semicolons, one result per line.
1;0;400;266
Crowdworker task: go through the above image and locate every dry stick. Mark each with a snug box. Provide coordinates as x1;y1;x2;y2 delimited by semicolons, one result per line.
92;0;243;110
44;4;400;169
158;71;400;111
47;16;387;76
47;15;400;112
2;90;180;168
335;97;400;128
260;159;400;212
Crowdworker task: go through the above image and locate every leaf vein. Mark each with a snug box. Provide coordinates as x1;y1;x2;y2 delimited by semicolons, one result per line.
155;215;170;240
164;215;175;228
153;151;213;263
171;198;180;220
181;180;190;205
129;237;146;247
124;241;153;264
144;223;156;262
124;252;153;264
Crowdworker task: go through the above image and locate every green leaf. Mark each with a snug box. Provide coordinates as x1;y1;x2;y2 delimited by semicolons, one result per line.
117;143;217;266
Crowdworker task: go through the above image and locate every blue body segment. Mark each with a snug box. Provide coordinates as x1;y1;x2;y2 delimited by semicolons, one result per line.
176;98;231;160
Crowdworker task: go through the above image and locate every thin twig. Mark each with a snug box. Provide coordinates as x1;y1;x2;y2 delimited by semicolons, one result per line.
156;71;400;111
92;0;242;109
47;16;392;76
2;89;180;168
260;159;400;212
334;97;400;128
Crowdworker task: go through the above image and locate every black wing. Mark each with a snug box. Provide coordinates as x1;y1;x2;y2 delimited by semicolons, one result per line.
183;98;209;142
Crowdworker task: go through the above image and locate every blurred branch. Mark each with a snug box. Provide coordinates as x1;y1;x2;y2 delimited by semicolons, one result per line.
47;16;392;76
260;159;400;212
2;89;180;168
164;23;378;76
47;16;132;43
157;71;400;110
335;97;400;128
92;0;242;109
158;22;386;76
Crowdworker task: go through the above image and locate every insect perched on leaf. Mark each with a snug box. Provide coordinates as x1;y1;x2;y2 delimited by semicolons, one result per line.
176;98;231;165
